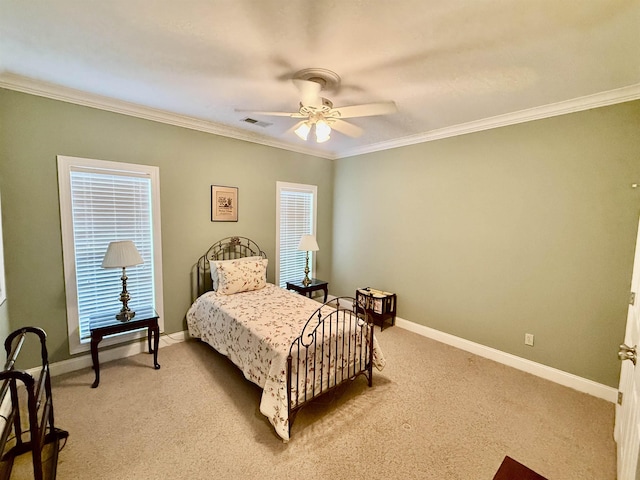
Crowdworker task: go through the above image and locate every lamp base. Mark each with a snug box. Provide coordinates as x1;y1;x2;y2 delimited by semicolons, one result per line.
116;310;136;322
302;251;311;286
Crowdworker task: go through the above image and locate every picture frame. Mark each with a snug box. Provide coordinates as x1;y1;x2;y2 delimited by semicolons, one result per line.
211;185;238;222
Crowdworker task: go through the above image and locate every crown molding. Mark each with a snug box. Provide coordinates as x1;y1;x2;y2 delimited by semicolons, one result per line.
339;83;640;158
1;72;637;161
0;72;335;160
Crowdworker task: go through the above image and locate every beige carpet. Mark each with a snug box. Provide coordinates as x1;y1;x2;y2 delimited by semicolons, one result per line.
47;327;615;479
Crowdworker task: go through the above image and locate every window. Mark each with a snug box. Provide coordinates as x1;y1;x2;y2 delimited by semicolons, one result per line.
276;182;317;287
58;156;164;354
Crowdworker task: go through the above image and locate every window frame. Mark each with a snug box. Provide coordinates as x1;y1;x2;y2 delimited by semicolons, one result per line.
275;181;318;287
57;155;164;355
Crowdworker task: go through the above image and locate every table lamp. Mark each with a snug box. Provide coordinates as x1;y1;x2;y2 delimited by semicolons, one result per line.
297;234;319;286
101;240;144;321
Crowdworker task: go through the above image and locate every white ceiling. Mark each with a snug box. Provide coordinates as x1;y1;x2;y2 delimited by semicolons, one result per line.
1;0;639;159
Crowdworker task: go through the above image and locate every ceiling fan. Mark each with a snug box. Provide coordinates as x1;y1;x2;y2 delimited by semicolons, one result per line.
236;68;397;143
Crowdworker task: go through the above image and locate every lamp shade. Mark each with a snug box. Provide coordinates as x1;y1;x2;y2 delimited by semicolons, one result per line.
101;240;144;268
297;234;319;252
315;119;331;143
294;122;311;141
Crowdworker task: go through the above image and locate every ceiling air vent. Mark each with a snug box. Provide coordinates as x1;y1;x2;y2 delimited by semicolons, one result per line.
241;117;272;128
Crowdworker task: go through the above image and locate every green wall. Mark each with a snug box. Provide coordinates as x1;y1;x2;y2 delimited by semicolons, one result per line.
0;88;334;366
2;85;639;388
331;101;640;387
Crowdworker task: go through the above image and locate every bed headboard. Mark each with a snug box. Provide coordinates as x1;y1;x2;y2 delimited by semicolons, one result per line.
195;236;267;298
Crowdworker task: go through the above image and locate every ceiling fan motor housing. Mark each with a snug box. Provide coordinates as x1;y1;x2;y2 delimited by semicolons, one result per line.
299;98;334;117
293;68;341;92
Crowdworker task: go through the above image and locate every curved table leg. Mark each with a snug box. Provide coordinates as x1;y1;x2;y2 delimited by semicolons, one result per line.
90;335;101;388
151;324;160;370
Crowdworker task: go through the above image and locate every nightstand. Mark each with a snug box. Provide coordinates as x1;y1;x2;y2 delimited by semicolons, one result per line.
356;288;397;330
89;306;161;388
286;278;329;302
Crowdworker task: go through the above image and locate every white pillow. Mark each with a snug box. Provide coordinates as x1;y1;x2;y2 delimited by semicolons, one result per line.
216;258;268;295
209;256;263;291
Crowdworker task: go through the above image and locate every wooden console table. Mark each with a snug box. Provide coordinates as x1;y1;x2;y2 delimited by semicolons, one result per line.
89;306;160;388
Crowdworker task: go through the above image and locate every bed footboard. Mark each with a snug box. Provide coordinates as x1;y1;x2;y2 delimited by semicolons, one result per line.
286;297;373;434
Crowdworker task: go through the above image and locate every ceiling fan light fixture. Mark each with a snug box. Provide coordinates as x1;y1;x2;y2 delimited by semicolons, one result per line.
294;122;311;141
239;69;396;145
315;119;331;143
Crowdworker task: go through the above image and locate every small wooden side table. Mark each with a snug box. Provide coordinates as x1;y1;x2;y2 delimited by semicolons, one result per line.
286;278;329;303
356;288;397;330
89;306;160;388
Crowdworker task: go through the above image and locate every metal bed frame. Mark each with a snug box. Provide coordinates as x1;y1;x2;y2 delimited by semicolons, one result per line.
194;236;375;437
195;236;267;299
286;297;374;435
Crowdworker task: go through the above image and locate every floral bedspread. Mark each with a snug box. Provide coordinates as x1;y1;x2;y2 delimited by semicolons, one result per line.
186;283;385;441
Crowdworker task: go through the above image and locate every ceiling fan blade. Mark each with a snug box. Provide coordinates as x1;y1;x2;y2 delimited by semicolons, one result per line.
330;119;363;138
235;109;299;117
333;101;398;119
292;79;322;108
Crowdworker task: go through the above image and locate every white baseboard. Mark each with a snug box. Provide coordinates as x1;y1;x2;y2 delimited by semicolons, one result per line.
326;294;615;401
395;317;618;403
30;330;189;378
39;316;617;403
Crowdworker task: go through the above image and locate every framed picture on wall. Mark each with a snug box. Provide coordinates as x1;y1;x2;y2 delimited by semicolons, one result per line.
211;185;238;222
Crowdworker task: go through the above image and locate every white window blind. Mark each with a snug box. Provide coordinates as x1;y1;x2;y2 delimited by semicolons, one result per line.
58;155;163;355
70;170;155;339
277;183;317;287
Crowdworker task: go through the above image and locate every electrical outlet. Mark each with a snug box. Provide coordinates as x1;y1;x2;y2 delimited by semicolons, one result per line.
525;333;534;346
